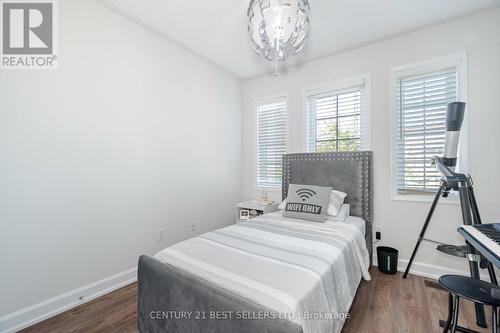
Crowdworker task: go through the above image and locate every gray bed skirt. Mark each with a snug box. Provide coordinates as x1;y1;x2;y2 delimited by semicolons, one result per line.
137;255;303;333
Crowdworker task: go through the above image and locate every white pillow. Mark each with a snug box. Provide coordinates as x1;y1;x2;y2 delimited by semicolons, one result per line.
327;190;347;216
279;189;347;216
326;204;350;222
278;199;287;210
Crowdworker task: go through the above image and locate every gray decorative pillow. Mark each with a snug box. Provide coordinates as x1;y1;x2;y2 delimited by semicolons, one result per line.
283;184;332;222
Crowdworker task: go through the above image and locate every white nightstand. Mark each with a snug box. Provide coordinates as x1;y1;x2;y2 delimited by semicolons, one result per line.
236;200;279;223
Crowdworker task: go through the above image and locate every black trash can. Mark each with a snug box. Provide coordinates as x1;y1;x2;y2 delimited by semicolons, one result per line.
377;246;398;274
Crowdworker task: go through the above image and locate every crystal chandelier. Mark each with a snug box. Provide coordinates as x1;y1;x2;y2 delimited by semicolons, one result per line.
247;0;310;76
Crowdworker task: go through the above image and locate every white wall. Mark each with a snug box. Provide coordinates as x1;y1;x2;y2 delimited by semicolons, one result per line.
242;9;500;277
0;0;242;330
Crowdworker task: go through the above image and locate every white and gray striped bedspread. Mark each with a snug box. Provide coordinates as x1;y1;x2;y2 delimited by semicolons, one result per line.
156;213;371;333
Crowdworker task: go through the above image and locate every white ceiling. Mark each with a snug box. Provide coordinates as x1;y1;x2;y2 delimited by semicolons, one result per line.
98;0;500;79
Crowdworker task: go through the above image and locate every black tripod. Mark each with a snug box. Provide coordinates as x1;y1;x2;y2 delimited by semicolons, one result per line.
403;163;498;332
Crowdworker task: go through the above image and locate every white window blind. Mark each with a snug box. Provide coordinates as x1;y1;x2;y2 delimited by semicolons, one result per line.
257;97;287;189
306;84;366;152
395;67;459;194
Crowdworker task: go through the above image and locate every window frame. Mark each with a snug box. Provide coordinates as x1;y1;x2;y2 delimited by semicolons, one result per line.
254;93;289;191
302;74;371;153
390;52;468;203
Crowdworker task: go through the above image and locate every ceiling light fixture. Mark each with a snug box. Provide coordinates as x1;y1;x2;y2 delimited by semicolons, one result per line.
247;0;310;77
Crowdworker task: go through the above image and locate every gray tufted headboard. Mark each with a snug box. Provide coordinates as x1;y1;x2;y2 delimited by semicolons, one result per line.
282;151;373;262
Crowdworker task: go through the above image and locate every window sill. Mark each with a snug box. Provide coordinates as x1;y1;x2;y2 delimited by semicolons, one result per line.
391;193;460;205
255;187;282;193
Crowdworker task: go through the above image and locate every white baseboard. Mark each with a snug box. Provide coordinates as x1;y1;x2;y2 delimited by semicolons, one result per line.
373;255;490;280
0;267;137;333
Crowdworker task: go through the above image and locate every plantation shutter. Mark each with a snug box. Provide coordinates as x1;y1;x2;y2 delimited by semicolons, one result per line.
306;83;366;152
395;67;458;194
257;97;287;188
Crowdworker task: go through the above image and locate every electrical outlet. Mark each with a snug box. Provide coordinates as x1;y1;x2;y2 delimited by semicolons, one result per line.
375;225;382;240
157;228;165;242
191;220;197;233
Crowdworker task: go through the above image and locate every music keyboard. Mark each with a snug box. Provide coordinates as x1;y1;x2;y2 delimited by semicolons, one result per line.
458;223;500;268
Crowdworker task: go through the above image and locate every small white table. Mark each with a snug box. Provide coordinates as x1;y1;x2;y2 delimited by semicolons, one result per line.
235;200;279;224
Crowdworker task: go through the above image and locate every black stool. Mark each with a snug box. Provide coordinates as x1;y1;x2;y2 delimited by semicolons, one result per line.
439;275;500;333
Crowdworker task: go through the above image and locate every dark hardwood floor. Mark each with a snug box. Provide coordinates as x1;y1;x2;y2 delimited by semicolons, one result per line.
20;268;492;333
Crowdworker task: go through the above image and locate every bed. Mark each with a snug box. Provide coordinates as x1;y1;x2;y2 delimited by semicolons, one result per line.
138;151;373;333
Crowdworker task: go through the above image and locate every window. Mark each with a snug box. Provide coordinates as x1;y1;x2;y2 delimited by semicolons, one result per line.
394;65;461;195
306;81;367;152
256;97;287;189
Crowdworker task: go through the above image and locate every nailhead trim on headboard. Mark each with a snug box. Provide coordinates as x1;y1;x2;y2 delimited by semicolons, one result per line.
281;151;373;224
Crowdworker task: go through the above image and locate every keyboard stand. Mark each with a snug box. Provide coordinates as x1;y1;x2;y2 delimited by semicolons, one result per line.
455;224;500;332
